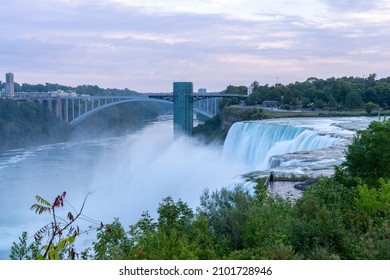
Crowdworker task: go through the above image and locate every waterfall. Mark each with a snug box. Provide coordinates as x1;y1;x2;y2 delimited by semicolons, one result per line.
222;121;339;170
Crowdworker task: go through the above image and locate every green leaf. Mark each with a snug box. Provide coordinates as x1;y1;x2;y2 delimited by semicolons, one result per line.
34;195;51;206
49;249;58;260
57;239;67;251
30;204;51;215
68;235;75;244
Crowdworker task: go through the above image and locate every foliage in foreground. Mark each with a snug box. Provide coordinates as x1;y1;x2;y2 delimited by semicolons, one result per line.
11;181;390;260
10;192;97;260
336;118;390;187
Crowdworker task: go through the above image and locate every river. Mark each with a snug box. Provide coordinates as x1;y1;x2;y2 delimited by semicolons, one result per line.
0;115;377;259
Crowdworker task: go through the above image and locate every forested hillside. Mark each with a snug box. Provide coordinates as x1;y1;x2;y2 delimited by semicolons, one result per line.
0;99;70;150
224;74;390;111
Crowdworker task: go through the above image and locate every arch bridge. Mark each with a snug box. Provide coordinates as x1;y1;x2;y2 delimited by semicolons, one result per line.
12;82;247;136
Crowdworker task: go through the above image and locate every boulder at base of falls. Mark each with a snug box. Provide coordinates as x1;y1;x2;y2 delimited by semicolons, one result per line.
294;179;319;191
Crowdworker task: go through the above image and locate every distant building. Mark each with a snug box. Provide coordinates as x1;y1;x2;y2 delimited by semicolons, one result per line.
5;72;14;96
198;88;207;94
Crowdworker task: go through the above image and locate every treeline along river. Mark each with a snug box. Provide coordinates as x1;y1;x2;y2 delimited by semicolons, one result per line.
0;114;376;259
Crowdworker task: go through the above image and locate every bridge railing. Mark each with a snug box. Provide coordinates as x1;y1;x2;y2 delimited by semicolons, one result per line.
193;97;222;116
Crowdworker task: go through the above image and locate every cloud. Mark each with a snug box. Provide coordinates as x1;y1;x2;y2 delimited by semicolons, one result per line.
321;0;376;11
0;0;389;91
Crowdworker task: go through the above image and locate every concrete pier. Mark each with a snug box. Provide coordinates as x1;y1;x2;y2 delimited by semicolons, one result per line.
173;82;193;136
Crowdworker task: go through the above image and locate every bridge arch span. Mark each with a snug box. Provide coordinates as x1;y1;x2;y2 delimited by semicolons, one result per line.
69;98;216;126
193;108;214;119
69;98;174;126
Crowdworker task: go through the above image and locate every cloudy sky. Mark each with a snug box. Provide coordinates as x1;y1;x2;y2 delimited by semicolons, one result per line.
1;0;389;92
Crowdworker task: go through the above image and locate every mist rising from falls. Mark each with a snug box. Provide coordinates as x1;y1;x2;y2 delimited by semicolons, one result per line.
222;121;340;171
85;123;247;227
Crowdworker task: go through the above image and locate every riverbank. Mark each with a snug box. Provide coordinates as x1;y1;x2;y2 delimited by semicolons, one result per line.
263;108;389;118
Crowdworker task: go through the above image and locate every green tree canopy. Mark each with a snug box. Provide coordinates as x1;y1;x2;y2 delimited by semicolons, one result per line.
341;118;390;186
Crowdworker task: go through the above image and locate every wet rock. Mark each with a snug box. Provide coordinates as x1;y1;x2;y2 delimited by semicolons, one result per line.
294;179;319;191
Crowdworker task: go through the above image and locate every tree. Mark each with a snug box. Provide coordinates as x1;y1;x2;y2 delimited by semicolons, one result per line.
224;85;248;95
286;179;355;259
10;192;97;260
10;232;42;260
198;186;255;255
341;119;390;186
250;81;259;93
355;179;390;225
345;91;363;109
92;218;133;260
367;73;377;87
365;102;378;114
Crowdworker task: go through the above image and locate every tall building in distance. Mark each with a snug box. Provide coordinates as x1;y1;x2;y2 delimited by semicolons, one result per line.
198;88;207;94
5;72;14;96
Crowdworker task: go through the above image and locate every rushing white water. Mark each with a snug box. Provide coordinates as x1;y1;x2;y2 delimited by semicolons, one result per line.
223;116;377;177
223;122;339;170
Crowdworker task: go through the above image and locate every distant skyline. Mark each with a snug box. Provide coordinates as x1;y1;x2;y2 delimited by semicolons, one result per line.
1;0;389;92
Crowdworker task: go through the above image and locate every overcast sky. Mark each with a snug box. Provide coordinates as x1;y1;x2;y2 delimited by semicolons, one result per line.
1;0;389;92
